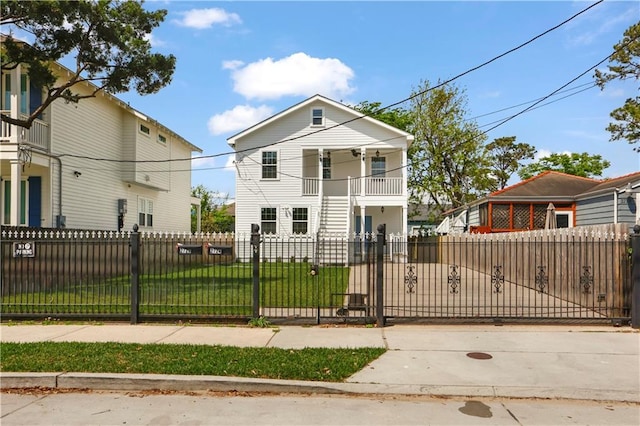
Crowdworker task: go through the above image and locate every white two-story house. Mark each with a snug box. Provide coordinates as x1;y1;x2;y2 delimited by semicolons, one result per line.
228;95;414;262
0;59;201;232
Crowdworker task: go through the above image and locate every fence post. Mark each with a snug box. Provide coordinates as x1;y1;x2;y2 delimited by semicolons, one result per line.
251;224;261;319
130;224;140;325
376;223;386;327
631;225;640;329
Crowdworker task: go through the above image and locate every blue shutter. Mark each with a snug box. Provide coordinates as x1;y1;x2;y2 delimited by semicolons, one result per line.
29;80;42;118
28;176;41;227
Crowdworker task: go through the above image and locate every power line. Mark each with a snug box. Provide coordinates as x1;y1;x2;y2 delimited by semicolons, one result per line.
55;0;603;165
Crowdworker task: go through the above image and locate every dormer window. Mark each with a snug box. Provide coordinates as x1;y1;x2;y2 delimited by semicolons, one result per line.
139;124;150;135
311;108;324;126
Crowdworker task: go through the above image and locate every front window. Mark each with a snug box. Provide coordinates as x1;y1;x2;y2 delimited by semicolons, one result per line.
261;207;277;234
371;157;386;177
322;157;331;179
292;207;308;234
2;180;27;225
262;151;277;179
138;198;153;227
311;108;324;126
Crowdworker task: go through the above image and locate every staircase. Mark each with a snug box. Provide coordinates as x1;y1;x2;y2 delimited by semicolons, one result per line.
316;196;349;265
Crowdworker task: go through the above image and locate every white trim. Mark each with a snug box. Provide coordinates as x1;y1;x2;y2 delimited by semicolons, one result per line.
260;149;279;181
227;94;414;146
310;106;325;127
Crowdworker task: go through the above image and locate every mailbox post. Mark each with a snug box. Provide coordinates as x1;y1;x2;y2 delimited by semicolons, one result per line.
632;225;640;329
376;223;386;327
130;224;140;324
251;224;261;319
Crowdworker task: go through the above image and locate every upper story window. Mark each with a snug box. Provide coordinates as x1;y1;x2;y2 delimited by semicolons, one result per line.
371;157;386;177
139;124;150;136
322;157;331;179
158;134;167;144
262;151;278;179
311;108;324;126
1;72;44;118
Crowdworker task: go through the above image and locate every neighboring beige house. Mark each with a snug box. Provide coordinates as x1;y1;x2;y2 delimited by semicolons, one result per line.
228;95;413;263
0;59;201;232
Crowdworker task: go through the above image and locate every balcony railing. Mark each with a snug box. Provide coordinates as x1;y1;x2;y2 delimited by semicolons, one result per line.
304;176;403;196
0;111;50;151
302;178;319;195
365;177;403;195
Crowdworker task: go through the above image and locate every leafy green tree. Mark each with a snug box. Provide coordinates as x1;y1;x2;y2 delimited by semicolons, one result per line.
191;185;234;233
486;136;536;190
594;21;639;150
352;100;412;133
0;0;176;129
408;80;493;210
517;152;611;180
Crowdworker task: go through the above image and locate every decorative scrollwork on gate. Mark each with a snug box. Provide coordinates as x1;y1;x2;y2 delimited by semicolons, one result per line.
492;265;504;294
404;265;417;293
535;266;548;294
448;265;460;294
580;266;593;294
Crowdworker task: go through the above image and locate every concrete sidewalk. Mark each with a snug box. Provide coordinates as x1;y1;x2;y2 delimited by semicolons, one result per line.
1;323;638;402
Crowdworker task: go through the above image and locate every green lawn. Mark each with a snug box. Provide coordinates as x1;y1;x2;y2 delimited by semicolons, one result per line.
0;341;385;382
1;263;351;316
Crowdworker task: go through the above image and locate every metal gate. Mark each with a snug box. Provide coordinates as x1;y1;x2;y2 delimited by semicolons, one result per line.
377;229;632;324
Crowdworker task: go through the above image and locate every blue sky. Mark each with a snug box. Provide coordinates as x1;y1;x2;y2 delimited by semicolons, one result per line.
49;1;640;201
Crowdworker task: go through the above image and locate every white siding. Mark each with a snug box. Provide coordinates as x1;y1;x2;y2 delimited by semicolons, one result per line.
234;98;410;236
47;79;195;232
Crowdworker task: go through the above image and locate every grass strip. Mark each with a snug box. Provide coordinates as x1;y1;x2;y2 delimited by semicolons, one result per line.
0;342;385;382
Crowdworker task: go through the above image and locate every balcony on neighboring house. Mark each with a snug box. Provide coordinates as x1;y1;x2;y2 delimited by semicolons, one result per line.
0;112;50;152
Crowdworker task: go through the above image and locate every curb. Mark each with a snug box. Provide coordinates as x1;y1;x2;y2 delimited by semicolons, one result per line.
2;373;638;403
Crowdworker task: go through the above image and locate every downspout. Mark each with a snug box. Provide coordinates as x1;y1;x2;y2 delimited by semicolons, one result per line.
613;188;618;224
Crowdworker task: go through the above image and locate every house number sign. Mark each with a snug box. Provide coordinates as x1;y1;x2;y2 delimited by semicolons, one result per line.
13;242;35;258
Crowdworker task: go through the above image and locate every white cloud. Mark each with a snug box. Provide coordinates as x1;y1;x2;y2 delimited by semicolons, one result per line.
567;6;637;46
207;104;274;135
222;60;244;70
144;33;166;48
227;52;356;100
534;149;572;160
173;8;241;29
479;90;501;99
224;155;236;171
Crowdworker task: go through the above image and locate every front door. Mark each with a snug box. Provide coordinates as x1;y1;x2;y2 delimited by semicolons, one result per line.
354;215;372;257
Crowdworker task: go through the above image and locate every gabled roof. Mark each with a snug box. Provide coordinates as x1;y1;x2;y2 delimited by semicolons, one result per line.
577;171;640;197
490;171;598;198
227;94;414;147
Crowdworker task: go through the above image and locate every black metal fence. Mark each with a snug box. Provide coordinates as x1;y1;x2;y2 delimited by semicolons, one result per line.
1;224;635;325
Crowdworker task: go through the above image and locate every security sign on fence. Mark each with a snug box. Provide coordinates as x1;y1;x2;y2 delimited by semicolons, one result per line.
12;242;35;258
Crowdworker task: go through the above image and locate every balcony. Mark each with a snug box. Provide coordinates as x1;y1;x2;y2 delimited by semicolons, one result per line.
303;176;403;197
0;111;50;151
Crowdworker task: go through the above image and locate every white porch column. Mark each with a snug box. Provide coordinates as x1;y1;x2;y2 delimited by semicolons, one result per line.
402;205;408;237
318;149;324;202
10;159;22;226
402;148;408;198
360;148;366;196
